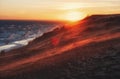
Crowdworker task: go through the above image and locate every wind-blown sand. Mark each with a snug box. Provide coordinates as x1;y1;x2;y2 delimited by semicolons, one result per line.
0;14;120;79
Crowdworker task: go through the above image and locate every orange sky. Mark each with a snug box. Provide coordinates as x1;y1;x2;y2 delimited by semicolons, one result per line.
0;0;120;21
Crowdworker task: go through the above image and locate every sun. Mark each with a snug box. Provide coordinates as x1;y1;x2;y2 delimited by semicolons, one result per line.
64;11;86;22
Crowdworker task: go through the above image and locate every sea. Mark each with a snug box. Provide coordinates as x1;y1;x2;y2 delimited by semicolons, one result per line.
0;20;63;52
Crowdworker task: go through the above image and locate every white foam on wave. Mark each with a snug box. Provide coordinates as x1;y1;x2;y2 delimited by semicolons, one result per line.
0;38;35;52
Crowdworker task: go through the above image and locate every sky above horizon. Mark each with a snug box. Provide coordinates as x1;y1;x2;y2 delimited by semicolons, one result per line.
0;0;120;21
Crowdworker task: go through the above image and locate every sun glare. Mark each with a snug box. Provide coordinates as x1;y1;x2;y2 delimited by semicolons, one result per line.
64;11;86;22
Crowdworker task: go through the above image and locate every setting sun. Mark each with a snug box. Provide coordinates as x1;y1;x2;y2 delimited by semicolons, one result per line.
64;11;86;22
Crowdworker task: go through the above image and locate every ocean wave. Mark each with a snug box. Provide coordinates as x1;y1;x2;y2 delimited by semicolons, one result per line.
0;24;62;52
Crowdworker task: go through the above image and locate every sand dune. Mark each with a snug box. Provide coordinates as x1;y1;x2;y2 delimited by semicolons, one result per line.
0;14;120;79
